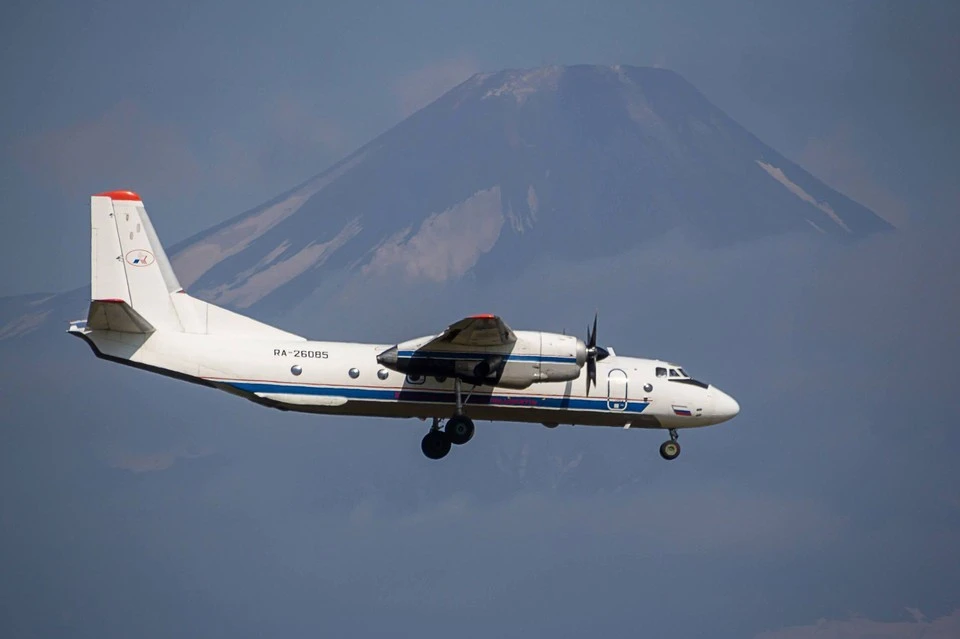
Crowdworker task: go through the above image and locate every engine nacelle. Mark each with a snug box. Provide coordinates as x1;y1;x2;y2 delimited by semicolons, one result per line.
377;330;586;389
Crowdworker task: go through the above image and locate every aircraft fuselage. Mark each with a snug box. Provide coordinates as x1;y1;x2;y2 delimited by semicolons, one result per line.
71;328;738;431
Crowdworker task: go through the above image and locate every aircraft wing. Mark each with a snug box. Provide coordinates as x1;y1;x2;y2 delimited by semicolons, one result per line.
420;314;517;350
376;314;522;383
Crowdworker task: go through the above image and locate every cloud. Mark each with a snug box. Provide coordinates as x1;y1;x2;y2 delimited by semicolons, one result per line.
106;448;213;473
332;483;844;559
391;56;479;116
206;93;352;190
800;227;960;374
798;125;912;228
16;100;202;200
16;97;350;203
755;608;960;639
266;94;349;152
853;2;960;130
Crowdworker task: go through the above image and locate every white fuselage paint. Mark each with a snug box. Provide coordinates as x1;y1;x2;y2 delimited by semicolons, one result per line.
75;328;739;430
73;191;740;442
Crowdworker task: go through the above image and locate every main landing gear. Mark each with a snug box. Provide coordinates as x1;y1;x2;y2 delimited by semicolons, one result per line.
421;378;476;460
659;428;681;461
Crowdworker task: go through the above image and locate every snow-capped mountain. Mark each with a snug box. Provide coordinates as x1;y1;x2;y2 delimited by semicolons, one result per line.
3;64;889;337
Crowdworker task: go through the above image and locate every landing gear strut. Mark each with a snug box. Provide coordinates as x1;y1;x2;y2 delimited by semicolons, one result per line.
659;428;681;461
420;379;476;459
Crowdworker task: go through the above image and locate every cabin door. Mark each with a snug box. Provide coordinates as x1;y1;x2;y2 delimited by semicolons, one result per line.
607;369;628;412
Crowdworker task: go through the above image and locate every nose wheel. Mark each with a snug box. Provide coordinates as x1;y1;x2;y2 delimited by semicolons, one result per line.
659;429;681;460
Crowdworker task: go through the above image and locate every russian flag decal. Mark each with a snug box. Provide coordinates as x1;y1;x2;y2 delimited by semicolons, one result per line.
672;405;692;416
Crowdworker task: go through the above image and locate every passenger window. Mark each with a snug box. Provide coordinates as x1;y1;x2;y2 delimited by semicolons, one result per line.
656;367;667;378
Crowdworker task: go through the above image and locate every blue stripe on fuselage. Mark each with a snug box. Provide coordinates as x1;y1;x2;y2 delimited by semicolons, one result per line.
397;350;576;364
226;381;648;413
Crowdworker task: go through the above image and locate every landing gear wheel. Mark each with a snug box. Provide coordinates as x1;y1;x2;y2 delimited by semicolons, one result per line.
445;415;475;445
421;430;452;460
659;440;681;461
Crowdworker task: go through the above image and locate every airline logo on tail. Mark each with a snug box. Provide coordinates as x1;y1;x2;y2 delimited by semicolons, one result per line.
125;250;155;267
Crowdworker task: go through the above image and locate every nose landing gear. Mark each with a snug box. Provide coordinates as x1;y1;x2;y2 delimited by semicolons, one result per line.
659;428;681;460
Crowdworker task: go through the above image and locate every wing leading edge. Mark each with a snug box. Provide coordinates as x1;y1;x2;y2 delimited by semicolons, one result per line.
376;314;520;382
423;314;516;350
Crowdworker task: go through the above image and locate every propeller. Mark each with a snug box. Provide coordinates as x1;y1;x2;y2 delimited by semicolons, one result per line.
585;313;610;395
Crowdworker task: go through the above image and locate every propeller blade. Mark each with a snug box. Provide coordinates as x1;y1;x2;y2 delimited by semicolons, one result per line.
584;312;600;395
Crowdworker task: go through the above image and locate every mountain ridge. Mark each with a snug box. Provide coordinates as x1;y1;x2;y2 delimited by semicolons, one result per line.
2;64;890;339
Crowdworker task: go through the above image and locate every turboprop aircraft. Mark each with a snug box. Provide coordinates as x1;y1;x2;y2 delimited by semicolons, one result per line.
68;191;740;460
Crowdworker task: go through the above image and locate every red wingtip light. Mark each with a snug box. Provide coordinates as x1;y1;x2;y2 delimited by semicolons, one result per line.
95;190;141;201
470;314;496;319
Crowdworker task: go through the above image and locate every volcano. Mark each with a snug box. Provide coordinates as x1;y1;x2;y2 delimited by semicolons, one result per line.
3;64;890;337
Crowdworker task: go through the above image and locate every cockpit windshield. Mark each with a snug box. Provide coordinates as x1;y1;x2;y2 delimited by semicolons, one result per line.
657;366;691;379
662;367;690;379
662;365;709;388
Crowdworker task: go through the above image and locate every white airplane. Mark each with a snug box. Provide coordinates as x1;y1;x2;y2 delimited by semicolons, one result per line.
68;191;740;461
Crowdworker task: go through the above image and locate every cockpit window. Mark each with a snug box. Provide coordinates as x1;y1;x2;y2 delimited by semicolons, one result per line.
656;367;667;378
667;366;709;388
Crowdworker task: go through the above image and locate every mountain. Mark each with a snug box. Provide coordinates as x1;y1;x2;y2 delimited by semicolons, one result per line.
3;64;890;337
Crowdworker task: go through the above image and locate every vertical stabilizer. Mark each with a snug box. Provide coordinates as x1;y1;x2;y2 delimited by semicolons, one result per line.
83;190;303;340
90;191;183;331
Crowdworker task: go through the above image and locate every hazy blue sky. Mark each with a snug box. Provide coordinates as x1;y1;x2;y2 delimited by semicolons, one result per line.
4;226;959;639
1;0;958;295
2;3;959;639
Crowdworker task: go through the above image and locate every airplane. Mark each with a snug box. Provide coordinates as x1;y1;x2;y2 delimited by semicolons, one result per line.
68;191;740;461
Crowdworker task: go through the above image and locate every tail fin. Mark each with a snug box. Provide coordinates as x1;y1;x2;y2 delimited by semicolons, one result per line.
86;190;303;340
91;190;183;331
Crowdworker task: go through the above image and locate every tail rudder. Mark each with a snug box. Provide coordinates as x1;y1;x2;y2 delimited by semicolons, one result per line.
86;190;304;341
91;190;183;331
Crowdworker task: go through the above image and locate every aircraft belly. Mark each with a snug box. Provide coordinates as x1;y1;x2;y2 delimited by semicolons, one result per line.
255;392;349;407
227;382;659;428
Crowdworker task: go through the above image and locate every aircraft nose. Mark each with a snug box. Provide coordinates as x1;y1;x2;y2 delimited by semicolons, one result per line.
712;388;740;423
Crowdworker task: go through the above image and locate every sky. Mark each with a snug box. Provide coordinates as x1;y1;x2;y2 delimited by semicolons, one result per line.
3;226;959;638
1;2;960;638
1;0;958;296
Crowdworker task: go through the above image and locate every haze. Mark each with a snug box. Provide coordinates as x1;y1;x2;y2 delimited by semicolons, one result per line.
1;2;959;638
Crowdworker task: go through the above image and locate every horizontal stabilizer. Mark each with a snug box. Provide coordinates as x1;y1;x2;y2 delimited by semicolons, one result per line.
86;299;155;333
